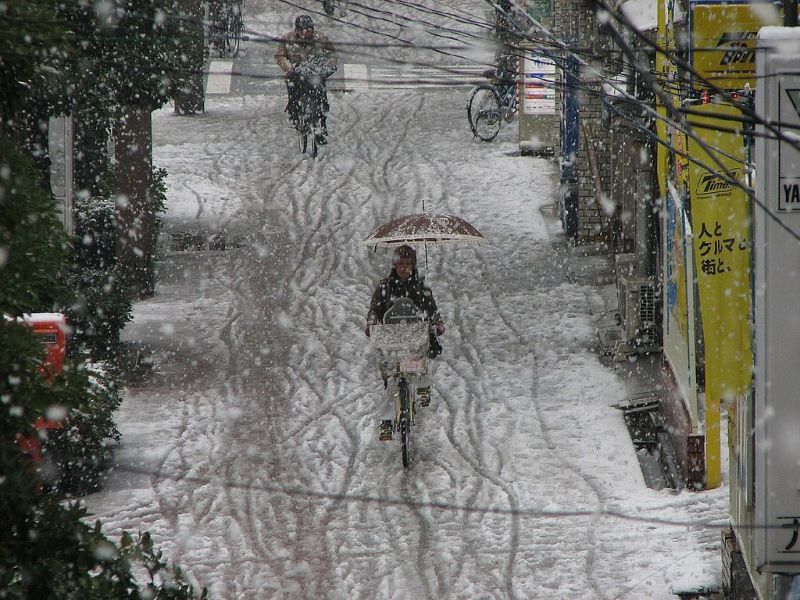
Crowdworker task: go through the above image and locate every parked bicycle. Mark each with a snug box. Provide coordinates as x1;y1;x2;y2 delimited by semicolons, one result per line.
322;0;349;17
466;55;519;142
208;0;244;58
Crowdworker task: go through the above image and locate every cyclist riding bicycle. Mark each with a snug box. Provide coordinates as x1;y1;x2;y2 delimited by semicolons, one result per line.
275;15;338;145
365;245;445;439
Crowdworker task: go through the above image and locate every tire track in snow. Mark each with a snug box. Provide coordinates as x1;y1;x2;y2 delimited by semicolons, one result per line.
398;137;521;597
208;91;413;591
466;235;609;599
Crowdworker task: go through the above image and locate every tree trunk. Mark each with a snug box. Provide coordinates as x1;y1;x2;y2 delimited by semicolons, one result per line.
173;0;206;115
74;106;110;197
114;107;155;299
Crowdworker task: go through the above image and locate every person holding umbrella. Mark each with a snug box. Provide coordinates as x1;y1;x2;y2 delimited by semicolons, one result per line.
364;245;444;441
365;245;445;348
361;214;484;444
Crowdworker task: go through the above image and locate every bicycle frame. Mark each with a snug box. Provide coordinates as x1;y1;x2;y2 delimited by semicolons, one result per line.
370;301;430;468
498;83;518;117
293;85;325;158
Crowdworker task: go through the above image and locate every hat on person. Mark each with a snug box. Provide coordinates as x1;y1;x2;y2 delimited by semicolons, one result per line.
295;14;314;30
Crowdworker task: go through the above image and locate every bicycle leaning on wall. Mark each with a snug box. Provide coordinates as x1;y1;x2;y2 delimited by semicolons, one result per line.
466;54;519;142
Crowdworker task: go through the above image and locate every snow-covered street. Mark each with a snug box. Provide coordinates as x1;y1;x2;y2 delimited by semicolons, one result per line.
83;2;728;598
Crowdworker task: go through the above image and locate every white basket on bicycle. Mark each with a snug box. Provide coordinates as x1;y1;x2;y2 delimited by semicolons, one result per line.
370;322;429;378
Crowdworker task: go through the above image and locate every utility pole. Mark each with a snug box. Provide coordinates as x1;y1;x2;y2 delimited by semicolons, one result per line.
785;0;798;26
115;108;155;298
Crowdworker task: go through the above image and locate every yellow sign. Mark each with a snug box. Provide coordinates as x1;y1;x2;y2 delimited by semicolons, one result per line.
688;102;752;398
690;2;781;90
688;102;753;488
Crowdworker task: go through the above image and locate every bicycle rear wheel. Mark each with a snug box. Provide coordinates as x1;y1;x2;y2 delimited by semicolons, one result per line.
467;85;503;142
296;114;308;153
399;380;412;468
309;130;318;158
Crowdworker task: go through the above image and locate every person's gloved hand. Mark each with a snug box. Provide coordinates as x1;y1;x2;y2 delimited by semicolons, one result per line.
364;325;371;337
434;323;445;336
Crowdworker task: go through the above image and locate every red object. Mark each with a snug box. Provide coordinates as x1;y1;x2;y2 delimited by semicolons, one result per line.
14;313;69;463
702;89;710;104
25;313;68;379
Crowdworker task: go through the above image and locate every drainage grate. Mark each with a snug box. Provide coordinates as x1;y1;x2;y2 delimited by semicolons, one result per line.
618;394;683;490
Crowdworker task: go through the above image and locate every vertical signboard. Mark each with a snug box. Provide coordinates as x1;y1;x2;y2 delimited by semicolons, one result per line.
687;102;754;489
522;53;556;115
48;115;74;235
519;51;558;154
754;27;800;572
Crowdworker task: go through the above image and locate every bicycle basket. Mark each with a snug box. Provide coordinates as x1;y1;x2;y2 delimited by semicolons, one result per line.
370;322;430;376
295;56;337;82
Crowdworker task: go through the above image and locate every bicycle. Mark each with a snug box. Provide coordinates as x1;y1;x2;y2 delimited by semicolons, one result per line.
322;0;349;17
290;57;336;158
208;0;244;58
370;298;432;469
467;73;518;142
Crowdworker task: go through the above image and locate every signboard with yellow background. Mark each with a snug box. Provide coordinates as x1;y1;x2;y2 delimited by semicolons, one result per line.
687;101;754;487
689;0;782;90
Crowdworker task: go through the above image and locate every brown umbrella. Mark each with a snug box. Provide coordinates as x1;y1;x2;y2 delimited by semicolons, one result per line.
361;213;487;248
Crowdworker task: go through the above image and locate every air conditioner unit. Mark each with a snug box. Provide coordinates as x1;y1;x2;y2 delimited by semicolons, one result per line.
618;275;658;349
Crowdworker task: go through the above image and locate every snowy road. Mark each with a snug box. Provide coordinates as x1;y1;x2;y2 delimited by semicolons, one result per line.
83;1;728;599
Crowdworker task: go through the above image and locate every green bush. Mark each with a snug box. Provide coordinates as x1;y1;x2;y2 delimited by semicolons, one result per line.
0;136;71;315
0;136;206;599
68;166;166;360
42;359;122;496
68;195;133;360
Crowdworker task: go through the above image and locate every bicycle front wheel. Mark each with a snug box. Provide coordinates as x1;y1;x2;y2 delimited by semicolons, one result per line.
297;122;308;153
309;130;318;158
467;85;503;142
399;380;412;468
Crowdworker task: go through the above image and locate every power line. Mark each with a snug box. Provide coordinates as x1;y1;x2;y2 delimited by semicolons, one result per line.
109;462;792;531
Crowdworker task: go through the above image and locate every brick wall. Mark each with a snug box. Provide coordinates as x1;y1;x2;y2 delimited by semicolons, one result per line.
553;0;615;244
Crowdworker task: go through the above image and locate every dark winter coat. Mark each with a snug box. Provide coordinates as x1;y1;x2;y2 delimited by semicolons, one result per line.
367;268;444;358
275;30;337;125
275;30;337;75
